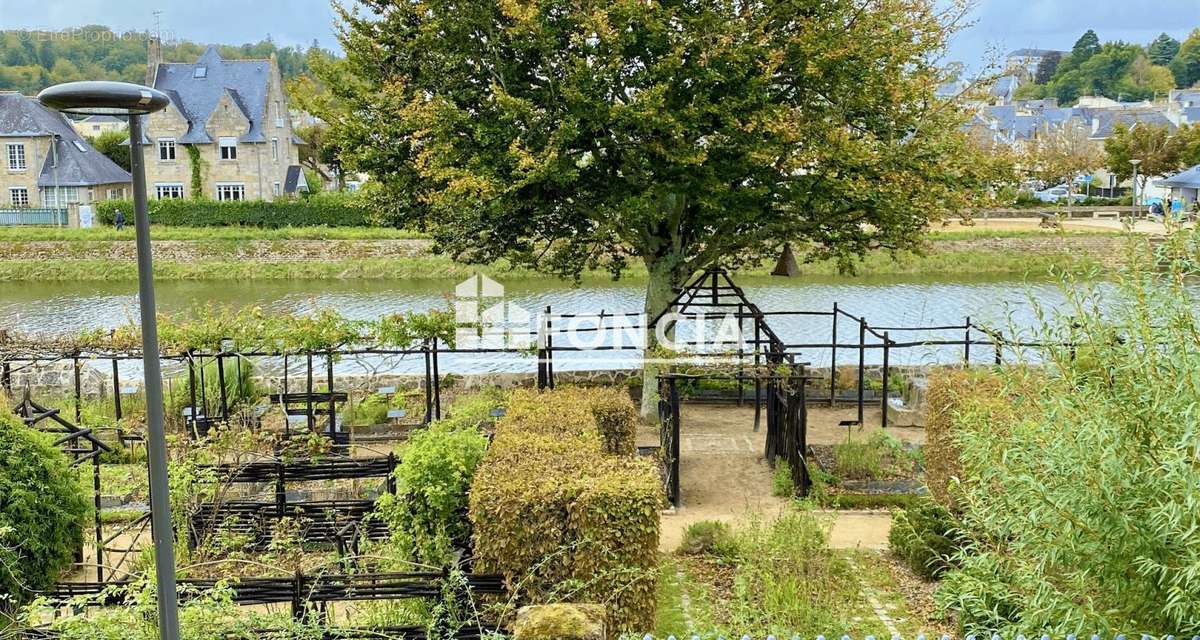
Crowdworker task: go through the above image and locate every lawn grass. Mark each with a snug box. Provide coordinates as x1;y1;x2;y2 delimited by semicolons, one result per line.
664;509;950;637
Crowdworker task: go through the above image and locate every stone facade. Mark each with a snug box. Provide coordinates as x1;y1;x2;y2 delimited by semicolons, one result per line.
2;134;130;207
141;44;303;202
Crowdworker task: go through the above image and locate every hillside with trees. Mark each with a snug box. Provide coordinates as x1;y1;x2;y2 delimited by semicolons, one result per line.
1016;28;1200;105
0;25;319;94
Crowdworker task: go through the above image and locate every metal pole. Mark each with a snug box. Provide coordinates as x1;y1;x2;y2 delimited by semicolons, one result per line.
857;319;866;425
964;316;971;364
881;332;890;429
830;303;838;406
128;113;180;640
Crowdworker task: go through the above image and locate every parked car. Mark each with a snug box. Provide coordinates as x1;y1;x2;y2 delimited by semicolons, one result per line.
1034;185;1086;203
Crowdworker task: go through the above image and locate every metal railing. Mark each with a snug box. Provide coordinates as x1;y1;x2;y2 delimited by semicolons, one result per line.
0;207;68;226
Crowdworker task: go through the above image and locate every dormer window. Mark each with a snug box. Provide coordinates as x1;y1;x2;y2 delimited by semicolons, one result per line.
194;67;207;78
219;137;238;160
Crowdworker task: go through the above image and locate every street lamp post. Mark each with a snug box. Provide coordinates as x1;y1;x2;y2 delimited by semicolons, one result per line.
38;81;178;640
1131;159;1143;221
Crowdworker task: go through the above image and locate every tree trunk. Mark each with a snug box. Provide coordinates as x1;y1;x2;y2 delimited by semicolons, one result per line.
640;254;686;421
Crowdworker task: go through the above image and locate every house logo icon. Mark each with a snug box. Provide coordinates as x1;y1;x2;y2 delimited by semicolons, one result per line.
453;274;533;348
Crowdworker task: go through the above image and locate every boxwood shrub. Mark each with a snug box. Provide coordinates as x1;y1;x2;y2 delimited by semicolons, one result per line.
0;410;90;610
94;192;372;228
469;387;659;633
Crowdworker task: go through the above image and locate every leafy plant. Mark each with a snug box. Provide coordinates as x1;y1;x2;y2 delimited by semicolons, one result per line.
0;410;90;611
772;460;795;497
677;520;736;558
94;191;371;228
888;498;965;580
936;233;1200;634
377;418;489;565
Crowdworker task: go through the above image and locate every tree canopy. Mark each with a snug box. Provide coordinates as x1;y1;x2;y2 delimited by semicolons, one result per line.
1016;30;1187;105
321;0;988;295
1171;29;1200;89
0;25;320;94
1148;33;1181;66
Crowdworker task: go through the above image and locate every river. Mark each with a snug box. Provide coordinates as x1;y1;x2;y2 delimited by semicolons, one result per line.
0;273;1090;375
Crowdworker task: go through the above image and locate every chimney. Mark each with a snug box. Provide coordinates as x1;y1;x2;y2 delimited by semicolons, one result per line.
146;36;163;86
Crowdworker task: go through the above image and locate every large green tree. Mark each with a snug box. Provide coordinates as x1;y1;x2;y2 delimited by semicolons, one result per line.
1103;123;1184;195
321;0;987;411
1148;33;1181;66
1171;29;1200;88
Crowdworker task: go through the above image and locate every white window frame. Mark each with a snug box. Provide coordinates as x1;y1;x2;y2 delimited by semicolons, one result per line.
275;100;283;128
273;181;282;197
216;183;245;201
154;183;185;200
158;138;177;161
7;143;26;171
9;187;28;207
42;187;79;208
271;138;279;161
107;187;125;200
218;137;238;160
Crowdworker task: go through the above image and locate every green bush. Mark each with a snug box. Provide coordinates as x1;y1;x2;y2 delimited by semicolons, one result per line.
678;520;736;557
94;192;372;228
0;410;90;610
888;497;965;580
469;388;660;633
503;386;638;456
771;460;795;497
935;235;1200;634
378;419;489;565
164;355;258;431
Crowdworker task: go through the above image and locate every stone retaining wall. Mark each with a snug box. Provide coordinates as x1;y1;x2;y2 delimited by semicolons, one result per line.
0;234;1144;266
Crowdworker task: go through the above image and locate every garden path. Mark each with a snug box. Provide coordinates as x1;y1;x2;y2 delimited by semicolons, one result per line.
651;404;894;552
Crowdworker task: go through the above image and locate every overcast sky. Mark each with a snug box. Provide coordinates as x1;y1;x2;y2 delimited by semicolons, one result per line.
0;0;1196;70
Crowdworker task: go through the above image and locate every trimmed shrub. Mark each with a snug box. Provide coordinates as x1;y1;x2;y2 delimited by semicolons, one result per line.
378;419;489;565
502;387;638;456
888;497;966;580
94;192;371;228
924;368;1029;506
470;388;660;634
0;410;90;610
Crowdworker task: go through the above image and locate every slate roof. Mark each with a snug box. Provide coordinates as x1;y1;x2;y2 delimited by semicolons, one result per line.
1184;107;1200;124
990;75;1019;101
78;115;123;123
0;92;131;187
1090;110;1177;139
151;46;273;144
283;165;308;193
1009;48;1063;58
1158;165;1200;189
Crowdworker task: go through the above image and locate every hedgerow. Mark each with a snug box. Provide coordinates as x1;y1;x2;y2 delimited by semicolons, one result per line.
887;497;965;580
0;408;90;611
94;192;372;228
469;387;660;633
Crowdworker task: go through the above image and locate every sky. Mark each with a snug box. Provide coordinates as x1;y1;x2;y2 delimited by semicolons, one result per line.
0;0;1196;68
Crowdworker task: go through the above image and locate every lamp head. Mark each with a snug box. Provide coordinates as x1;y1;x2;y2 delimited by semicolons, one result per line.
38;81;169;116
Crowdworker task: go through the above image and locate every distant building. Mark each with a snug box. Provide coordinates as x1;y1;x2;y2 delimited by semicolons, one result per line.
0;92;131;208
138;39;307;201
1006;48;1065;78
71;114;126;138
1157;165;1200;206
989;75;1020;106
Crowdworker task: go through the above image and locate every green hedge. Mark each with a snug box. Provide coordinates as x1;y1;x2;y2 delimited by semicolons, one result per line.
0;409;90;610
94;193;372;228
469;388;659;634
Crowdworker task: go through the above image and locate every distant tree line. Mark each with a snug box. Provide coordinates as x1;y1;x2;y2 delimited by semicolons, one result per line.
1016;28;1200;105
0;25;322;94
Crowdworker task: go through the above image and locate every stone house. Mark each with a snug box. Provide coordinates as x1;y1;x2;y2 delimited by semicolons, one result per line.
71;114;126;138
0;92;131;209
138;40;307;202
